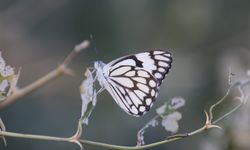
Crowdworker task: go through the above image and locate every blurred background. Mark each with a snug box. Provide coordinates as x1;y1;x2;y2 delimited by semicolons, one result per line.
0;0;249;150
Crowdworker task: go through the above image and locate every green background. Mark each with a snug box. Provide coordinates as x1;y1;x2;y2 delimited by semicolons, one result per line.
0;0;249;150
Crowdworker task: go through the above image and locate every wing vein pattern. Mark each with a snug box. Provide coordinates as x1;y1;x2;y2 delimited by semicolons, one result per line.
97;50;172;117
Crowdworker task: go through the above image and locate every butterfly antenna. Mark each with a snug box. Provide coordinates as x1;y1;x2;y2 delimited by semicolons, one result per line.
90;34;99;56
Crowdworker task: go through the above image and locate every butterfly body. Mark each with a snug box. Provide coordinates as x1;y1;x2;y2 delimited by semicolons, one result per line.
94;50;172;117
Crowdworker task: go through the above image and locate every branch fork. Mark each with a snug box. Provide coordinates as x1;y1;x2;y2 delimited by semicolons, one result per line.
68;121;83;150
203;111;221;130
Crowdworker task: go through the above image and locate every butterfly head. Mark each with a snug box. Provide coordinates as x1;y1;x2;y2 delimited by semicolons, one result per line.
94;61;108;87
94;61;106;70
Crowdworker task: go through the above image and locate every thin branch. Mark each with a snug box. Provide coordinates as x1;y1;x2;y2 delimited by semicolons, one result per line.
0;112;209;149
77;111;221;150
0;118;216;150
213;102;243;124
0;131;70;142
0;40;90;109
209;85;233;122
0;112;220;150
0;125;205;150
63;40;90;66
211;79;249;124
0;118;7;146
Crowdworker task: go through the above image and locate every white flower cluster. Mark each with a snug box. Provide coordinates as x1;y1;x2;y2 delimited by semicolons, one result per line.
137;97;185;146
156;97;185;133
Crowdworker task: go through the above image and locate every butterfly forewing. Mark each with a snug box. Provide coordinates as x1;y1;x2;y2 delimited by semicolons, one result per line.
134;51;172;85
96;50;172;117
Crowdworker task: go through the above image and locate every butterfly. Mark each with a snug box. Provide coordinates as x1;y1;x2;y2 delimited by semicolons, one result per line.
94;50;172;117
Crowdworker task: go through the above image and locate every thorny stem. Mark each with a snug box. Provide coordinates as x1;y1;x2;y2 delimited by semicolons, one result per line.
0;124;211;150
209;85;233;123
0;40;90;109
210;79;249;124
0;99;243;150
0;112;218;150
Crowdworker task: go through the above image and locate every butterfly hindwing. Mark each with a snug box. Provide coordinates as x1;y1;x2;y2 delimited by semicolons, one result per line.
107;66;158;116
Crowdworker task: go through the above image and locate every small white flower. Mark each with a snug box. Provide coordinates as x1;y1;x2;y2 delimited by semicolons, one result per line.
138;97;185;145
161;111;182;133
148;119;159;127
156;104;167;115
170;97;186;109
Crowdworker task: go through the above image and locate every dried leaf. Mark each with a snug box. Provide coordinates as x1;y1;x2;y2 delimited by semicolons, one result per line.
79;68;96;125
137;119;159;146
0;52;19;101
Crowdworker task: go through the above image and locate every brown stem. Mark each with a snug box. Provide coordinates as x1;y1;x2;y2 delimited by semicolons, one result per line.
0;40;90;109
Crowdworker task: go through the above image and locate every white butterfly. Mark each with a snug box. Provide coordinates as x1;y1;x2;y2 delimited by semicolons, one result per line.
94;50;172;117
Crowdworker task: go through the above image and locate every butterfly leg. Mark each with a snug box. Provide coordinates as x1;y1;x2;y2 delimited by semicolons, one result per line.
86;67;97;81
87;67;96;73
96;87;105;95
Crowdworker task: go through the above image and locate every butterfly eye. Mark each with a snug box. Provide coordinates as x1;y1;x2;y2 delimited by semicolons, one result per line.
95;50;172;117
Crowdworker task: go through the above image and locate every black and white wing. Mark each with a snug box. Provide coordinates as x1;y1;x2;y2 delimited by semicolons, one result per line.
102;50;172;116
